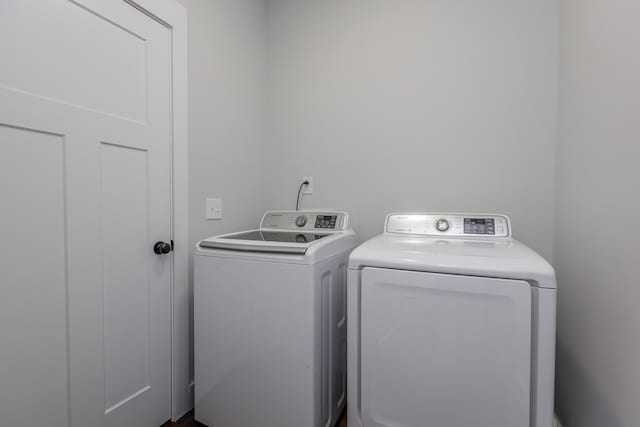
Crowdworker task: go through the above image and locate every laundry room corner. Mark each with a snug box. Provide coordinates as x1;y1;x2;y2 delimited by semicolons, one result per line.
5;0;640;426
174;0;271;394
553;0;640;426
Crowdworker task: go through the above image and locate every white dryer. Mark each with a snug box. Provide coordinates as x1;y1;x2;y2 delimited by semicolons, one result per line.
347;213;556;427
194;211;358;427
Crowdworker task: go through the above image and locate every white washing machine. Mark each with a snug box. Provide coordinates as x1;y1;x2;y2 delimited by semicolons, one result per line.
347;213;556;427
194;211;358;427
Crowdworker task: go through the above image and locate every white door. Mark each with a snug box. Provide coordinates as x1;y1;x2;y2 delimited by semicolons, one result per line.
0;1;173;426
360;267;532;427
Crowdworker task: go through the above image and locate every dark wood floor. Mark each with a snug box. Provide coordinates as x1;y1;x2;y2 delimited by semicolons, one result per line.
161;410;205;426
163;409;347;427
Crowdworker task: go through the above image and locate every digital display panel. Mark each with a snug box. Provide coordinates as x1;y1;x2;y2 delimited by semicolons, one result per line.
464;218;495;235
315;215;337;229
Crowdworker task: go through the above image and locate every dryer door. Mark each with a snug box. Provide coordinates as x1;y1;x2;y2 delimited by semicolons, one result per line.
360;267;531;427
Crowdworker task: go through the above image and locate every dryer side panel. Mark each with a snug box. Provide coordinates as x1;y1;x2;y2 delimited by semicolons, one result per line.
360;268;532;427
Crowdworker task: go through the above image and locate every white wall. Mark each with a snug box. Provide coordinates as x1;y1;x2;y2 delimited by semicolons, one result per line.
175;0;268;382
265;0;559;259
554;1;640;426
167;2;640;424
178;0;268;243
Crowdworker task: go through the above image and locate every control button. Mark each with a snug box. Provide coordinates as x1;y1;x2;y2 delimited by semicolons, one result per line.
295;215;307;227
435;218;450;232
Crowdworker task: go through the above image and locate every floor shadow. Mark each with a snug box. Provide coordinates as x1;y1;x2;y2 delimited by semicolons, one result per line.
163;408;347;427
555;339;622;427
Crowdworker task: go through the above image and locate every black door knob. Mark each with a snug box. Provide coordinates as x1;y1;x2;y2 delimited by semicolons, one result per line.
154;241;172;255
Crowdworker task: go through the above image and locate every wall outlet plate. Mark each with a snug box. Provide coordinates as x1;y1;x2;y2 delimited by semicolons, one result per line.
206;198;222;220
303;176;313;195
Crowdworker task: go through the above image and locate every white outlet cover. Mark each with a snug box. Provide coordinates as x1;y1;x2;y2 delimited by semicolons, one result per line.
206;198;222;220
303;176;313;195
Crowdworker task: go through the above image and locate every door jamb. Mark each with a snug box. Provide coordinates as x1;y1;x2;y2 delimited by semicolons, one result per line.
123;0;190;421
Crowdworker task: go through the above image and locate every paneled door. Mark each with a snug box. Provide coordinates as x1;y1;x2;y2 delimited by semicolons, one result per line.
0;1;173;426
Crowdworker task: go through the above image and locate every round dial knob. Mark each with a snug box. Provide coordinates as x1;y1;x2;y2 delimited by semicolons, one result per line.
435;218;450;232
295;215;307;227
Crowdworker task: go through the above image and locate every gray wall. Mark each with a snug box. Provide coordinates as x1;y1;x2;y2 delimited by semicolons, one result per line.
265;0;559;259
178;0;268;244
177;3;640;425
554;0;640;426
175;0;268;382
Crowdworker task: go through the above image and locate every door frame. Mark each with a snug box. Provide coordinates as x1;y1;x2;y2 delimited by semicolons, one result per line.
122;0;190;421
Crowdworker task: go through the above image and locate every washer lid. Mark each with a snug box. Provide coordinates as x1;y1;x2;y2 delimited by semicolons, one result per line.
198;230;332;254
196;210;358;262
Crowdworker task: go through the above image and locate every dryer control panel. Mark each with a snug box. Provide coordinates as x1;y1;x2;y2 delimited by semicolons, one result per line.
385;213;511;238
260;211;349;231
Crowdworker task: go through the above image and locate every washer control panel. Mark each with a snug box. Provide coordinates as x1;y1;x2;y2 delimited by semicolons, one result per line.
385;213;511;238
261;211;349;231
